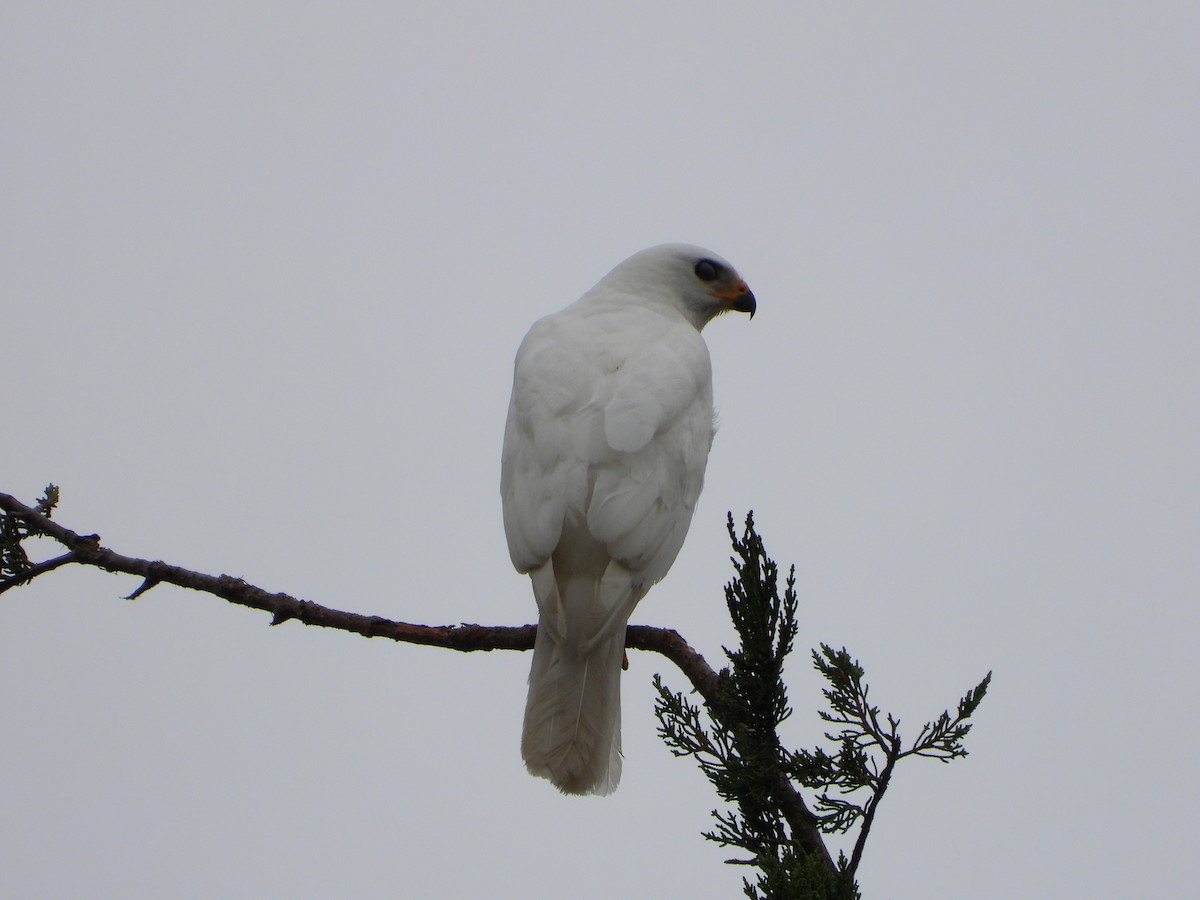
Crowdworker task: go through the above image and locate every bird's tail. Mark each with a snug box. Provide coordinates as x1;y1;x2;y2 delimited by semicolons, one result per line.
521;618;624;796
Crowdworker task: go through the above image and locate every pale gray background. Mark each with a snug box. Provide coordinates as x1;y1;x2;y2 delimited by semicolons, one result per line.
3;2;1197;898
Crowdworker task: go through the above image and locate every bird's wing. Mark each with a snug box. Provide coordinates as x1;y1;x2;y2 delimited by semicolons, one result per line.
501;311;604;576
502;303;713;585
601;319;713;455
585;307;715;587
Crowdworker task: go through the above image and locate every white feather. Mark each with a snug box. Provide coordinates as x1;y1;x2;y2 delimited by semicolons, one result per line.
501;244;754;794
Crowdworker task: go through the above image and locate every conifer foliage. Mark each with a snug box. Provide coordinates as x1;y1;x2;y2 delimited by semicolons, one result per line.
654;513;990;899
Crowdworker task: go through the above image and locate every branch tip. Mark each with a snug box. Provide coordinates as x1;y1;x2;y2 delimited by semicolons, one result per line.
124;577;161;601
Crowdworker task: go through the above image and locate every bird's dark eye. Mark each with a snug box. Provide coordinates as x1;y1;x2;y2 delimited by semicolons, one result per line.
694;259;722;282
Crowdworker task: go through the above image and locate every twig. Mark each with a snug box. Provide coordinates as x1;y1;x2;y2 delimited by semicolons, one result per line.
0;551;76;596
849;738;899;874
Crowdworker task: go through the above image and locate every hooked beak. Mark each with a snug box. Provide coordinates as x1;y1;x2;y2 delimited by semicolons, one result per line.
711;279;757;319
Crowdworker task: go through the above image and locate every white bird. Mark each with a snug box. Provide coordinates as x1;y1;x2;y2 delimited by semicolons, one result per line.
501;244;756;795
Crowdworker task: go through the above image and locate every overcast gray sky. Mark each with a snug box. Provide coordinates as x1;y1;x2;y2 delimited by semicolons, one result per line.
4;2;1197;897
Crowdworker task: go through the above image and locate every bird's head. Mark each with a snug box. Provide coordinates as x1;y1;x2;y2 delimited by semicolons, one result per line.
595;244;757;330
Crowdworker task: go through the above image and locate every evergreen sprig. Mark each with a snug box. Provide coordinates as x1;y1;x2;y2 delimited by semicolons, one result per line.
653;511;989;898
796;645;993;868
0;483;58;580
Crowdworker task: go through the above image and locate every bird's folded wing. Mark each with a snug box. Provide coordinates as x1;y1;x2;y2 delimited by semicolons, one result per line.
501;314;599;573
502;307;713;584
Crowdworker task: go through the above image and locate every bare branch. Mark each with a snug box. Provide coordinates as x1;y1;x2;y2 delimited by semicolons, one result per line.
0;491;721;698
